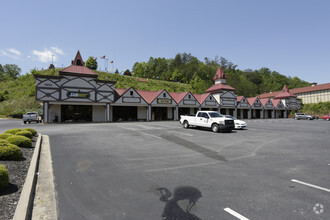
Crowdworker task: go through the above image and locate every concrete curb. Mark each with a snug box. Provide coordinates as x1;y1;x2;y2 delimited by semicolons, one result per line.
13;133;42;220
32;135;58;220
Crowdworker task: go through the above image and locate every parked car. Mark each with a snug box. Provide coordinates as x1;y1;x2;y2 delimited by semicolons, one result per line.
224;115;247;129
322;114;330;121
293;113;315;120
180;111;234;132
22;112;42;124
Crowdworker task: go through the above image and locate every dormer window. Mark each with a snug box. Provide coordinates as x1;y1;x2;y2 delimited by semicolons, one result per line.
130;91;133;96
163;93;166;98
188;95;191;99
209;96;212;100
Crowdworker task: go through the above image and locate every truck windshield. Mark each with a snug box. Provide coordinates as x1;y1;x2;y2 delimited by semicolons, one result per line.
209;112;223;118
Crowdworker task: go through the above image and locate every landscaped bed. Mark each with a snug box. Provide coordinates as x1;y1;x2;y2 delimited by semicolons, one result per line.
0;129;36;220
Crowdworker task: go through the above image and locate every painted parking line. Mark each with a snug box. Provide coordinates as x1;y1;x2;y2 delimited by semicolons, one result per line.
117;125;162;140
291;179;330;192
144;161;221;172
166;130;194;136
224;208;249;220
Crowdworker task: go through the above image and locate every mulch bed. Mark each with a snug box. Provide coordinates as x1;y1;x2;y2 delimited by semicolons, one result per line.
0;139;36;220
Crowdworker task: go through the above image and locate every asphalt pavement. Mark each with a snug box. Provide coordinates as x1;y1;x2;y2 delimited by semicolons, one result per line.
0;118;329;219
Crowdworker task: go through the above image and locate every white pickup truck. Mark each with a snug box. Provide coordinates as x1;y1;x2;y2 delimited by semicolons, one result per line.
180;111;234;132
22;112;42;124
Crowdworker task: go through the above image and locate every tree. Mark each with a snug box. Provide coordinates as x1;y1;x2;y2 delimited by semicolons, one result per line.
85;57;98;70
0;64;21;81
123;69;131;76
114;69;119;74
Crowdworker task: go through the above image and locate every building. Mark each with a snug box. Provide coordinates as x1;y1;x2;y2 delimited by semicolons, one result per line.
259;83;330;104
34;51;302;123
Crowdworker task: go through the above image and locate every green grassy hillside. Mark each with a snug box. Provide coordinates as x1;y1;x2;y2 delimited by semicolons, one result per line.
0;69;192;116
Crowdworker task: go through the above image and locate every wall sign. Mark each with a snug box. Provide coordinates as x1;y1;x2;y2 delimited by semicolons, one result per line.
157;98;172;104
123;97;141;103
183;100;196;105
205;101;216;106
67;92;90;99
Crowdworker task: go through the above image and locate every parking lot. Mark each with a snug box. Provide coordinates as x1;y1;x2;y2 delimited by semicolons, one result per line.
1;118;329;219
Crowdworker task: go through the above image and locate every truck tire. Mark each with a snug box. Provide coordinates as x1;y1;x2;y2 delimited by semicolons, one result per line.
183;121;189;129
28;121;31;124
23;121;26;124
212;124;219;133
308;117;311;120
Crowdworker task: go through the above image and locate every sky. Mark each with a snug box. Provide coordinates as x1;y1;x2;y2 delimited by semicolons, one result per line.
1;0;329;84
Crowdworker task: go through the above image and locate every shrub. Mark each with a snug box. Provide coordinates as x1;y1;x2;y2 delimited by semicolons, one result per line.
16;130;33;139
0;139;9;144
0;143;23;160
4;128;23;134
6;135;32;148
24;128;37;136
0;164;9;189
0;133;13;139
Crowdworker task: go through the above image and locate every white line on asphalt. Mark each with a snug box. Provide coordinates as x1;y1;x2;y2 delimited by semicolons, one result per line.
117;126;162;140
144;161;221;172
224;208;249;220
166;130;194;136
291;179;330;192
128;153;200;161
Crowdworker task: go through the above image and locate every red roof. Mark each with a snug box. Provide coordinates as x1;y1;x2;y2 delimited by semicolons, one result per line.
60;65;98;76
115;88;128;96
168;92;189;103
274;85;296;99
259;83;330;99
206;83;235;93
236;96;244;102
271;99;281;107
136;90;163;104
60;50;98;77
247;97;258;106
260;98;270;107
290;83;330;94
213;66;226;80
193;93;211;104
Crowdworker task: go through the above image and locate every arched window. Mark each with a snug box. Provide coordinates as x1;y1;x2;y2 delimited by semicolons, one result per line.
76;59;83;66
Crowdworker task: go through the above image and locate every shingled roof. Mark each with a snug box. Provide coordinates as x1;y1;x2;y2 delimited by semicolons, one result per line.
206;83;235;93
259;83;330;99
274;85;296;99
213;66;226;80
60;50;98;77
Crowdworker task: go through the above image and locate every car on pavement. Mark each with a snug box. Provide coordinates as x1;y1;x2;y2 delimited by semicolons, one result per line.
180;111;234;132
224;115;247;129
22;112;42;124
322;114;330;121
293;113;315;120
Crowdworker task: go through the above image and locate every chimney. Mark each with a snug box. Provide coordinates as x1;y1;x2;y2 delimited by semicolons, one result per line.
311;82;317;87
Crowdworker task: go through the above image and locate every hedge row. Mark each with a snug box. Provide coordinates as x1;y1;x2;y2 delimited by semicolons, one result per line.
0;164;9;189
0;127;38;190
0;128;37;160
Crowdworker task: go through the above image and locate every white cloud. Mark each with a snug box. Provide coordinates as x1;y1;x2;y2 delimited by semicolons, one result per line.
8;48;21;56
0;48;22;59
32;47;65;63
50;47;64;55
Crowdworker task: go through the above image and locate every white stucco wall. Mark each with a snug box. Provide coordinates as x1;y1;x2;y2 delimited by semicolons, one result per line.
137;106;147;120
167;107;173;119
49;104;61;123
93;105;106;122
